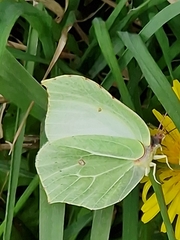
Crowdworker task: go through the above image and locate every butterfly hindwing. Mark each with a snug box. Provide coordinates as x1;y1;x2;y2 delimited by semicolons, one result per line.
36;135;145;209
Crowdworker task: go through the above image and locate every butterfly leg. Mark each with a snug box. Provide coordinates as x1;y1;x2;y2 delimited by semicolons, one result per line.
149;162;160;184
153;154;173;170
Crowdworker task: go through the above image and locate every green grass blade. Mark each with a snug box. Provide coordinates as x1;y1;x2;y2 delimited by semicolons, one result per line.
110;0;164;35
122;186;139;240
0;0;55;58
127;61;142;115
106;0;127;29
88;0;164;79
25;26;40;73
90;206;114;240
149;170;176;240
13;175;39;216
140;1;180;41
3;109;26;240
102;49;132;90
93;18;133;109
64;211;92;240
7;47;50;64
88;38;124;79
118;32;180;131
0;175;39;236
40;185;65;240
77;0;127;69
3;15;41;238
158;39;180;72
103;1;180;88
0;0;58;120
148;10;173;79
0;50;47;120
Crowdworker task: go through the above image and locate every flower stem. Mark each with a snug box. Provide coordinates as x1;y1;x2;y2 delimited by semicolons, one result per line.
149;169;176;240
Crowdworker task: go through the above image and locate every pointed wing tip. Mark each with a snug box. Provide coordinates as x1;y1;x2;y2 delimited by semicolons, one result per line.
41;74;85;87
41;79;51;87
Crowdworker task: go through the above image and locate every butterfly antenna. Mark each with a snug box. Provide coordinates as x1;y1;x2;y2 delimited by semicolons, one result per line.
157;112;167;131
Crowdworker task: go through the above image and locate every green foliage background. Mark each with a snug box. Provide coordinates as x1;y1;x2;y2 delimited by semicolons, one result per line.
0;0;179;239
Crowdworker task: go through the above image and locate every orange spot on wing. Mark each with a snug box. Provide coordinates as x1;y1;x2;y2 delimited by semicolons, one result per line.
78;159;86;166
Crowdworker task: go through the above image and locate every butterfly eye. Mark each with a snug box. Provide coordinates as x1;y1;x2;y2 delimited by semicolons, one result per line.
150;130;163;146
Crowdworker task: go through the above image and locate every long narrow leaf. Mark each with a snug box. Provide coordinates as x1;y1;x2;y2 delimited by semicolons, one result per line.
90;206;114;240
0;50;47;120
103;1;180;88
93;18;133;109
149;170;176;240
40;185;65;240
0;175;39;236
118;32;180;131
0;0;55;58
122;187;139;240
3;109;26;240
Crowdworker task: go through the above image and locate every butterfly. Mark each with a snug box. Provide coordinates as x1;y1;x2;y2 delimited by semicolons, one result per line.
35;75;166;210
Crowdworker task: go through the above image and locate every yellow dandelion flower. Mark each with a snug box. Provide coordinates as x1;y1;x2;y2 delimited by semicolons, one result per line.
172;79;180;100
141;80;180;240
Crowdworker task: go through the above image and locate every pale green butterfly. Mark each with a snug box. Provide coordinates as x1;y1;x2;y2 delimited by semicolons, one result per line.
35;75;165;210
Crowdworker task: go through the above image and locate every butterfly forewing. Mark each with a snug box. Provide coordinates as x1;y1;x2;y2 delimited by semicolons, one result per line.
42;75;150;146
